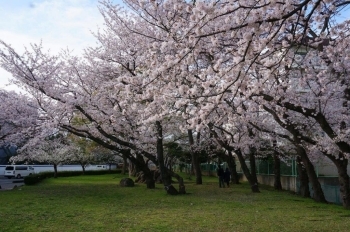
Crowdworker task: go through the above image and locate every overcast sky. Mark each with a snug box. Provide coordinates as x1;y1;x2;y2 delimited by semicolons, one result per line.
0;1;349;91
0;0;122;91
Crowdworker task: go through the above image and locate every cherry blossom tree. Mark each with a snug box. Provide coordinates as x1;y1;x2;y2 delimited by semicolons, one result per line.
69;147;95;174
109;0;349;201
0;89;39;148
0;24;187;193
1;0;350;204
13;133;74;178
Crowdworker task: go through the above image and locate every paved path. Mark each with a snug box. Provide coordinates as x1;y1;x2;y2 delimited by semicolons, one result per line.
0;176;24;190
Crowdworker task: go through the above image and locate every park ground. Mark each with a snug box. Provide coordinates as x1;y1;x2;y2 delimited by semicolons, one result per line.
0;174;350;232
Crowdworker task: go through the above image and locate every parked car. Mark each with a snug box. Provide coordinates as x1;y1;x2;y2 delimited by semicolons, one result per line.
4;165;35;179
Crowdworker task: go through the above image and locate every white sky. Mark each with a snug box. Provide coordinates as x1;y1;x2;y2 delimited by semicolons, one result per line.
0;1;349;92
0;0;122;91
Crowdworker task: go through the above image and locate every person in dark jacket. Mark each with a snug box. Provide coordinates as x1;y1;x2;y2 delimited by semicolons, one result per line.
224;168;231;187
217;166;225;188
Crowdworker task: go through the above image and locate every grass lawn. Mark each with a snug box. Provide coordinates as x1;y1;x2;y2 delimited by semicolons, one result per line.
1;174;350;232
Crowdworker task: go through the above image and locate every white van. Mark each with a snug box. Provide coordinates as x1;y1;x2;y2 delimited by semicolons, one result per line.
4;165;35;179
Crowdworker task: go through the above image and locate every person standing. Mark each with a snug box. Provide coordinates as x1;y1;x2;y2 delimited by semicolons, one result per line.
217;166;225;188
224;168;231;187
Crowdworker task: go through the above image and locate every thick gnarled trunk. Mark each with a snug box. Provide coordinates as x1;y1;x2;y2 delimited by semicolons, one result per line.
296;156;310;198
272;139;282;190
297;146;327;203
143;169;156;189
236;149;260;193
156;121;182;195
123;149;155;189
227;151;240;184
168;169;186;194
122;154;128;175
335;160;350;209
327;154;350;209
249;149;258;185
273;153;282;190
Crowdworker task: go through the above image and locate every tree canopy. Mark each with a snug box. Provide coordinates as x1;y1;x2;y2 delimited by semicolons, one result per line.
0;0;349;206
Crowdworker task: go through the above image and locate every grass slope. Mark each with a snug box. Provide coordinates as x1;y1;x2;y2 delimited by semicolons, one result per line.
1;174;349;232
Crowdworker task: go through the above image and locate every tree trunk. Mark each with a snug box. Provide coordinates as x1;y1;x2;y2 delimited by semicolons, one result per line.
328;155;350;209
128;153;143;177
336;160;350;209
273;152;282;190
122;154;127;175
168;157;173;172
296;155;310;198
168;169;186;194
297;146;327;203
235;149;260;193
188;129;202;184
53;164;58;178
128;161;135;177
143;169;156;189
227;151;240;184
82;165;86;175
156;121;178;195
122;149;155;189
249;149;258;185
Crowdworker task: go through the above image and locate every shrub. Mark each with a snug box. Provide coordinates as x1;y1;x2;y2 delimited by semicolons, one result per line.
84;170;121;175
24;170;122;185
24;173;47;185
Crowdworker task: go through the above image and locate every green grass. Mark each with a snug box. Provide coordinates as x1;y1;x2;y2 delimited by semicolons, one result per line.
1;174;350;232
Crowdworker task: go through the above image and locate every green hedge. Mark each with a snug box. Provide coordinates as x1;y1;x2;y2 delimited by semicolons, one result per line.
24;173;47;185
24;170;122;185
